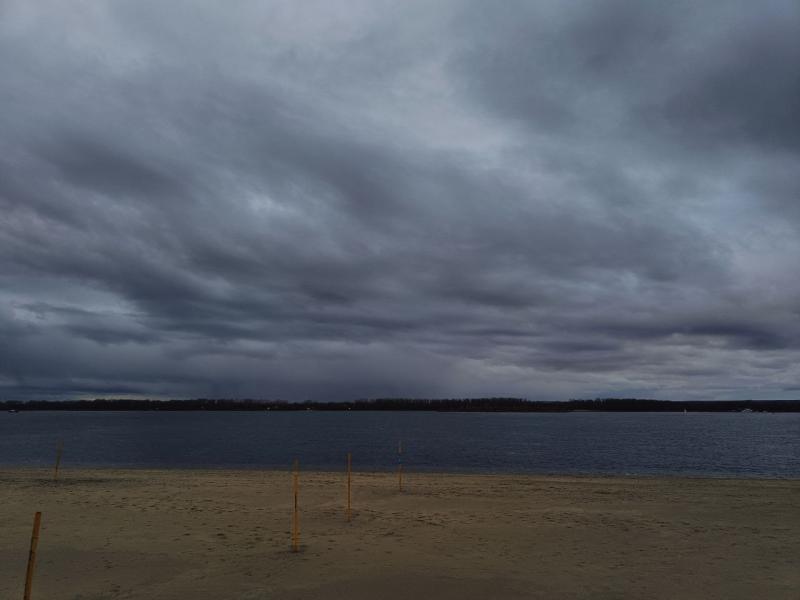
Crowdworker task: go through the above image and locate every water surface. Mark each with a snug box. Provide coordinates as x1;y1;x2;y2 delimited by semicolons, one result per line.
1;411;798;477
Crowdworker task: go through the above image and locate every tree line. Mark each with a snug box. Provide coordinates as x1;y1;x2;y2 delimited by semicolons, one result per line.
1;397;799;412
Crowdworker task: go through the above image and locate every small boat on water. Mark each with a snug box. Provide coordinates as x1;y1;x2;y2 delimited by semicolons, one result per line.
8;409;18;413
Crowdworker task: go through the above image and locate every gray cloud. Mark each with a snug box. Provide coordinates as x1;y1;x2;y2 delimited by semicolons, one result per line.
1;0;799;401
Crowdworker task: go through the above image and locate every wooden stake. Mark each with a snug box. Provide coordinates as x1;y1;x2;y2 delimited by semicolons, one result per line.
24;512;42;600
291;459;299;552
346;452;352;522
53;440;63;482
398;440;403;492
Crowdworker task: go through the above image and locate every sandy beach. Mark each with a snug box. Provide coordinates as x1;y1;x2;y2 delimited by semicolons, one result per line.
1;468;798;599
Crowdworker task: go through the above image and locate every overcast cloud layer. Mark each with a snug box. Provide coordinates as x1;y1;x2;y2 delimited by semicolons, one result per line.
2;0;799;401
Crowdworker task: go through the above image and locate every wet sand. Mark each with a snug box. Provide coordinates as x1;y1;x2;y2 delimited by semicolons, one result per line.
1;468;798;599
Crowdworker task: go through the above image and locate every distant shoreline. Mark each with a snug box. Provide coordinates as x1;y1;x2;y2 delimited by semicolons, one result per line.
2;466;798;482
3;398;800;412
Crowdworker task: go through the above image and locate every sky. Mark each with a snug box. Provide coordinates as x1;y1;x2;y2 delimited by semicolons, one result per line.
1;0;799;401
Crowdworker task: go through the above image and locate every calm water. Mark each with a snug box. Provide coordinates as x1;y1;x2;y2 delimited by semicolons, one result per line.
1;411;798;478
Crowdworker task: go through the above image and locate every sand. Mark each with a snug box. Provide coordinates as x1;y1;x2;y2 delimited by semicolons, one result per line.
1;468;798;599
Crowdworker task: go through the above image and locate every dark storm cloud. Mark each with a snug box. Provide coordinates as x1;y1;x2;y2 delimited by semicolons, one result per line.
1;0;798;400
455;0;800;153
38;134;182;197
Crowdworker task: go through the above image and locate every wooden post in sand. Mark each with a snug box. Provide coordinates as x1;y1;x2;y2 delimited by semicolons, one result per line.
291;459;299;552
398;440;403;492
24;511;42;600
346;452;352;522
53;440;63;482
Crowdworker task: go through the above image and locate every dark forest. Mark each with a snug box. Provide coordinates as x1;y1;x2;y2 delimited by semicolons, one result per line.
2;398;798;412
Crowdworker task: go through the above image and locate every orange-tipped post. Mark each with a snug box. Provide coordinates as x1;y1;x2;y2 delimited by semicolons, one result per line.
398;440;403;492
291;459;299;552
53;440;63;482
346;452;352;522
